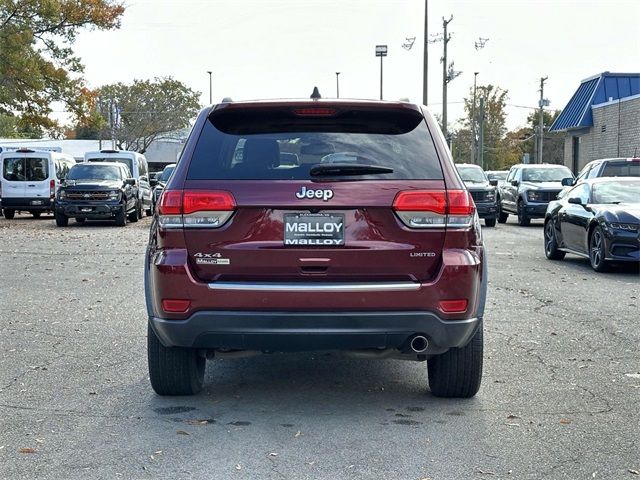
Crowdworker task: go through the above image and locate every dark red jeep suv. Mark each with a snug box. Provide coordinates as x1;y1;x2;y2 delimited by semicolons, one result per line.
145;98;487;397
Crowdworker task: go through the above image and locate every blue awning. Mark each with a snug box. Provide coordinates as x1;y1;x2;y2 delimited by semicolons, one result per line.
550;73;640;132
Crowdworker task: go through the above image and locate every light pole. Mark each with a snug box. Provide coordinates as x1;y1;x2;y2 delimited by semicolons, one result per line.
207;71;212;104
422;0;428;105
471;72;479;165
375;45;388;100
336;72;340;98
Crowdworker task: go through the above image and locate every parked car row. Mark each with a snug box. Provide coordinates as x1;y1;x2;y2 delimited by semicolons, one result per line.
1;148;157;226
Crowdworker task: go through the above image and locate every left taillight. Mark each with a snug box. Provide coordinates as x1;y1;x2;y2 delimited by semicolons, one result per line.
50;179;55;199
158;190;235;229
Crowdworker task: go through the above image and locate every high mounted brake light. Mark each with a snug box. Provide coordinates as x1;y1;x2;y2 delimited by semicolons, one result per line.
158;190;236;229
393;190;475;228
292;107;338;117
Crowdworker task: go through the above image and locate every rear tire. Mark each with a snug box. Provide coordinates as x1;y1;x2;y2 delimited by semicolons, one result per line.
4;209;15;220
55;212;69;227
114;206;126;227
517;201;530;226
544;219;565;260
137;201;144;220
147;323;205;396
31;211;41;218
484;217;496;227
428;324;483;398
75;217;86;224
145;205;153;216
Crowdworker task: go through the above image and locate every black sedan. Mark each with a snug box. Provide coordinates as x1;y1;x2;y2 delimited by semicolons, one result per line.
543;178;640;271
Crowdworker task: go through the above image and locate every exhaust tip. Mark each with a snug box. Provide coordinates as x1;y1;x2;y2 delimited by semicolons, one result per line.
410;335;429;353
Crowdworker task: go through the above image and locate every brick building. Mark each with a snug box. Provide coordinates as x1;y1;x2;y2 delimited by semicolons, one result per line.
550;72;640;173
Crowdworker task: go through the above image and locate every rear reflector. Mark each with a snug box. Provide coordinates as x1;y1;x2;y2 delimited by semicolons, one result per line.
158;190;236;229
438;299;468;313
161;299;191;313
393;190;475;228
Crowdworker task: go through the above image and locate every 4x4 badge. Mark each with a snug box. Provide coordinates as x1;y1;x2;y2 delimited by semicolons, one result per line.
295;186;333;201
194;252;230;265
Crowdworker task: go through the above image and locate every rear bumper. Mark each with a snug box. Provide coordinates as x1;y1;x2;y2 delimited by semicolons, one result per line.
145;244;488;353
0;197;53;210
149;311;481;353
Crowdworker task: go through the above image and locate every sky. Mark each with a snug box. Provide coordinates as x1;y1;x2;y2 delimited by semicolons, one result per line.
71;0;640;131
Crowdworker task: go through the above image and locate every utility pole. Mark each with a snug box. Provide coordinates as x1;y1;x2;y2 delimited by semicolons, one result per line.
441;15;453;141
478;97;485;169
335;72;340;98
422;0;428;105
538;76;548;164
471;72;479;165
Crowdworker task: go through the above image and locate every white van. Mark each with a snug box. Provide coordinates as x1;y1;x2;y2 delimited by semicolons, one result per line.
84;149;153;216
0;148;75;219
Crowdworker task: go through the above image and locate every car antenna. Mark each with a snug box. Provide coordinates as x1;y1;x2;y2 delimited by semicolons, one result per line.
310;87;321;100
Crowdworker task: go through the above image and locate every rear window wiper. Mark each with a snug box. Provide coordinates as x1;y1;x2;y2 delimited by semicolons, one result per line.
310;163;394;177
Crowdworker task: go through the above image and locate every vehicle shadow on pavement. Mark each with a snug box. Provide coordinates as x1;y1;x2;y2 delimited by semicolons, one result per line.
141;352;481;427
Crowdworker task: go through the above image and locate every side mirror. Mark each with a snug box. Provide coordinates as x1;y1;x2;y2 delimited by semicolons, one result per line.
567;197;583;205
489;179;498;187
124;178;136;186
511;180;519;186
561;177;575;186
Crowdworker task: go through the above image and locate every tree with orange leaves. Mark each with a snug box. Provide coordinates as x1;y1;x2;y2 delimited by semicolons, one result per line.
0;0;124;134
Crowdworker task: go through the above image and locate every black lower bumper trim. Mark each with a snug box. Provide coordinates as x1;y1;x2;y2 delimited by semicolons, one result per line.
1;198;52;210
150;311;480;352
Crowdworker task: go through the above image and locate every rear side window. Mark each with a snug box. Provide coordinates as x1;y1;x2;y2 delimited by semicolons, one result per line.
187;107;443;180
601;161;640;177
3;157;49;181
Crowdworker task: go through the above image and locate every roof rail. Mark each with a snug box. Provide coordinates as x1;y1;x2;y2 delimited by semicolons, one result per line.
100;149;119;153
221;97;233;103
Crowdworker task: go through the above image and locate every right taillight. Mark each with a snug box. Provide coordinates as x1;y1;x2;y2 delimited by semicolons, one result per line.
158;190;236;229
393;189;475;228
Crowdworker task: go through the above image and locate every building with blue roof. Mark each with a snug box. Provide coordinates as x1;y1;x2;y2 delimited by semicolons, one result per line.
550;72;640;173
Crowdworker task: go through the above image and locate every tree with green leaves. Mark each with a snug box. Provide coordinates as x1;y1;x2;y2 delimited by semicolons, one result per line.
98;77;201;153
452;84;510;170
0;0;124;132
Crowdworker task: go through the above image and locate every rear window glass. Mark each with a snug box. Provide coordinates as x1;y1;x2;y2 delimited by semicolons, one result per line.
601;161;640;177
187;108;443;180
3;157;49;181
89;157;134;176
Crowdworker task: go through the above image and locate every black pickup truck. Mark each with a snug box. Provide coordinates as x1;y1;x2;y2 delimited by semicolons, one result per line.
455;163;498;227
55;162;140;227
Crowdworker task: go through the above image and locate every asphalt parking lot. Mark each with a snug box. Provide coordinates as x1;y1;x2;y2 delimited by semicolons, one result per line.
0;213;638;480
